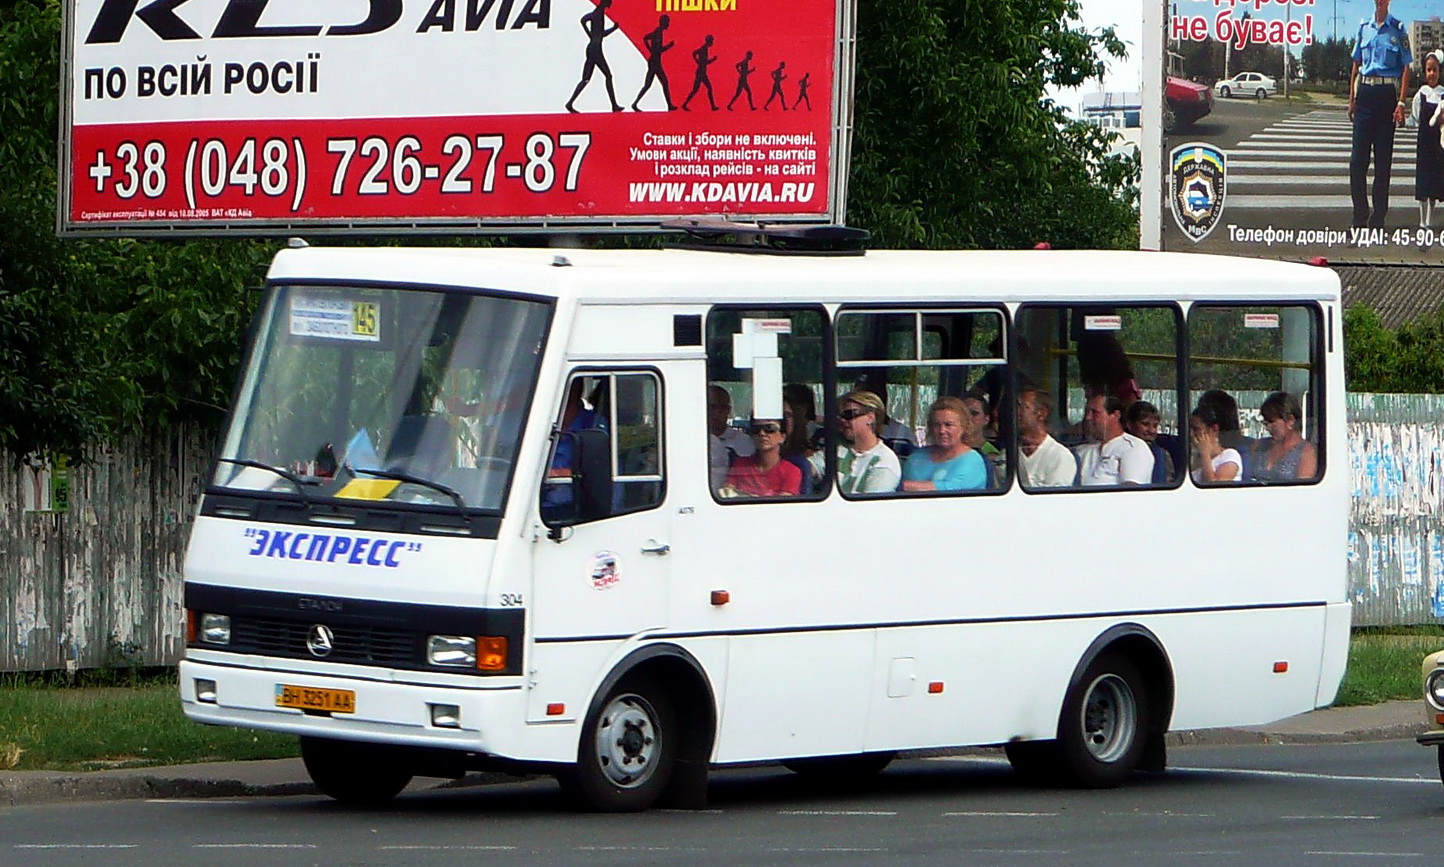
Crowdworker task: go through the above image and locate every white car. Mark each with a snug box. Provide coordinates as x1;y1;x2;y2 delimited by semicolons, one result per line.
1214;72;1276;99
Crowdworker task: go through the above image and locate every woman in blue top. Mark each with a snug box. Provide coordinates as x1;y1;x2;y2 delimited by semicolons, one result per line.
901;396;987;492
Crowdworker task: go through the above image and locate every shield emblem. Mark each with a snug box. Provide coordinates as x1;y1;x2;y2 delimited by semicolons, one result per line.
1169;143;1226;242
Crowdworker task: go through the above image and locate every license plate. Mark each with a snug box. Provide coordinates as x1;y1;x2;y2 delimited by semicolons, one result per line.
275;684;355;714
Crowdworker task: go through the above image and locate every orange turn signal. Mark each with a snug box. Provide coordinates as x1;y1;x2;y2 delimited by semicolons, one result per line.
546;703;566;716
185;610;197;644
927;682;944;694
710;590;730;606
1272;661;1289;673
477;636;508;671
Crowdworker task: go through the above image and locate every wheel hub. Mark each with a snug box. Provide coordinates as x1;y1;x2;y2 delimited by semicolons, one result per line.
594;695;659;788
1081;673;1137;763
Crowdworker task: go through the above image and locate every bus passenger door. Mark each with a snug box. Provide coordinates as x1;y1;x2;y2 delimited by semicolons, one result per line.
529;370;671;670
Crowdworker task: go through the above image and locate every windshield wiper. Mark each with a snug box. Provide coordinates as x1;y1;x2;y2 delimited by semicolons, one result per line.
350;465;468;512
217;458;317;505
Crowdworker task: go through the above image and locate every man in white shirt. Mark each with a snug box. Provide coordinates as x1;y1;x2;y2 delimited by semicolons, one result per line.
1074;392;1154;486
1016;386;1076;488
708;384;754;490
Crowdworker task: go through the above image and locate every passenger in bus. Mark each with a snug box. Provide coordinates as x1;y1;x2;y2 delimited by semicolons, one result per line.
855;376;916;455
1252;391;1318;481
1016;386;1076;489
962;390;1005;489
1124;400;1175;484
829;389;902;495
901;397;988;492
783;382;824;446
708;384;755;491
1189;403;1242;484
1195;389;1253;478
721;418;803;497
1074;391;1154;486
542;379;609;511
781;394;821;491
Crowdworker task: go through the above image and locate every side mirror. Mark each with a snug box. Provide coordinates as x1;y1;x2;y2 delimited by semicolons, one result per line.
542;428;613;533
571;428;614;523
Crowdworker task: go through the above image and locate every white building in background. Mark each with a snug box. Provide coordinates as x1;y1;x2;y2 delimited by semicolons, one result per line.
1413;17;1442;69
1080;90;1143;155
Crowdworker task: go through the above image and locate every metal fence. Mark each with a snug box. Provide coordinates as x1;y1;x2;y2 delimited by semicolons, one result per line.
1;396;1440;672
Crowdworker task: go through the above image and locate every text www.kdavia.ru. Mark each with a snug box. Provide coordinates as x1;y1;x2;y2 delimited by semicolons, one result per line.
629;181;815;203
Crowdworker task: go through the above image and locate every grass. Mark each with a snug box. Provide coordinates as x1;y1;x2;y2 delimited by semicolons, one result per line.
0;671;297;772
2;628;1442;771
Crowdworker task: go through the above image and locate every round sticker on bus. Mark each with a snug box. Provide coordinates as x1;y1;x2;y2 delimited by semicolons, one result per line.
590;551;621;589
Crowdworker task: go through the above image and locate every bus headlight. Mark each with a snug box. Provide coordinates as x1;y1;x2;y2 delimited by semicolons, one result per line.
199;613;231;645
1428;669;1444;709
428;635;477;668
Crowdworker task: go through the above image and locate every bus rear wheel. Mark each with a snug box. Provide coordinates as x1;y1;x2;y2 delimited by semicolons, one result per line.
1057;652;1148;788
565;676;676;812
300;736;413;806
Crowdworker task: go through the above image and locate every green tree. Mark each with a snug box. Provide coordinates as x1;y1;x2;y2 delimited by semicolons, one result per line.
1344;305;1444;394
848;0;1138;250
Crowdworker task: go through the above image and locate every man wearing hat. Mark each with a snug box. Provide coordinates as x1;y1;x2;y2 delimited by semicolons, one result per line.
1349;0;1412;230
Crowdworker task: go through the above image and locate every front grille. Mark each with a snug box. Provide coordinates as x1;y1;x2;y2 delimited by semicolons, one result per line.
231;617;421;667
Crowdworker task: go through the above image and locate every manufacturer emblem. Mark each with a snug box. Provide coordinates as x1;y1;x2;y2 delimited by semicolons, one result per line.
1169;142;1227;242
306;624;335;658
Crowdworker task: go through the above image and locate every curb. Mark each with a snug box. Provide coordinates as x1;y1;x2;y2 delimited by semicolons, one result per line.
1167;721;1429;748
0;775;317;809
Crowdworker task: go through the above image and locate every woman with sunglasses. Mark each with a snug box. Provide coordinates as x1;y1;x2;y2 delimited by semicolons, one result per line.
901;396;987;492
722;416;803;497
828;389;901;494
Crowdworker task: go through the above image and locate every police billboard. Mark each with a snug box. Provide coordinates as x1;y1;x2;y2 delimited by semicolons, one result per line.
60;0;852;235
1151;0;1442;263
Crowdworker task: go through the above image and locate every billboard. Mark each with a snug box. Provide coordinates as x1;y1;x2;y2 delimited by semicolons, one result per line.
1150;0;1443;264
60;0;852;235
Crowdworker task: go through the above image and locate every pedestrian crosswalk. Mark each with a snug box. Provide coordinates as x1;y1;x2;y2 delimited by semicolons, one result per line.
1222;107;1423;210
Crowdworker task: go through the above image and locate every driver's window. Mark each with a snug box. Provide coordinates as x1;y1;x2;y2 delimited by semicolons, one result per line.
541;371;665;524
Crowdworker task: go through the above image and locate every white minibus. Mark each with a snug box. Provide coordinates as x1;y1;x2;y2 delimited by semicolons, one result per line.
180;238;1349;810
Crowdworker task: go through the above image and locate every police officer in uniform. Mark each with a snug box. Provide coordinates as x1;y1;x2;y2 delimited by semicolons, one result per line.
1349;0;1412;230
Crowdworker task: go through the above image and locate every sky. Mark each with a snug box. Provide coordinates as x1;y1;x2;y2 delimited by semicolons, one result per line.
1071;0;1441;97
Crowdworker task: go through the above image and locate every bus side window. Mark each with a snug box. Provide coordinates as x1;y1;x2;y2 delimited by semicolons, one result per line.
1187;305;1322;484
706;307;828;502
1013;304;1181;491
541;371;665;525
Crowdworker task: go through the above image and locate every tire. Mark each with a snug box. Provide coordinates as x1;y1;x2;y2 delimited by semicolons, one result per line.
566;676;676;812
300;736;413;806
1437;745;1444;788
1219;85;1231;99
1255;88;1267;100
1163;106;1177;133
783;751;895;782
1056;651;1148;788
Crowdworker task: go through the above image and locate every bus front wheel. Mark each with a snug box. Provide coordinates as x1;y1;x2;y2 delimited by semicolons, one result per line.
1436;745;1444;788
566;676;676;811
1057;652;1148;788
300;736;413;806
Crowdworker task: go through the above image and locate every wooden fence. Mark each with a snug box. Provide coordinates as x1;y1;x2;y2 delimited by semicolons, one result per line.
2;397;1441;671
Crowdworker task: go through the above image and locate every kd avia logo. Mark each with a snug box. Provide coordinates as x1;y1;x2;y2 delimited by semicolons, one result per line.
1169;143;1226;242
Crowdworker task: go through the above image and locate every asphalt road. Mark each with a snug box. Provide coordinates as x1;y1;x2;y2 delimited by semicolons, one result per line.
3;740;1442;866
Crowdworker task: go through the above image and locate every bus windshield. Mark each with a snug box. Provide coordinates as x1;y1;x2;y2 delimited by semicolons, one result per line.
214;284;551;512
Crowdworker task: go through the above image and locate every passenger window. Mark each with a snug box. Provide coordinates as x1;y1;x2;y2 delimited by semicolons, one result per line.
1187;305;1322;484
835;307;1008;496
1014;305;1181;490
706;307;827;501
540;371;664;525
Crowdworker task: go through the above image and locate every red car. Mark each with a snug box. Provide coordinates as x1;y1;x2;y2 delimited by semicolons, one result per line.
1165;77;1213;132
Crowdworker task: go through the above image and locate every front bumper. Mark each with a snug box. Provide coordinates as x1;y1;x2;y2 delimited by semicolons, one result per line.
179;658;529;755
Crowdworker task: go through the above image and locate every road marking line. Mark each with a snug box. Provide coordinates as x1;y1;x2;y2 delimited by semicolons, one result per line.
381;845;519;851
1305;852;1424;858
1283;815;1379;820
1176;767;1437;785
777;810;896;816
764;848;887;853
972;849;1070;855
194;843;318;848
15;844;140;849
943;811;1059;817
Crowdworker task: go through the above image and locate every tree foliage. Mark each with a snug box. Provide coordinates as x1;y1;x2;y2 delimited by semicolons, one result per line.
848;0;1138;250
1344;305;1444;394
